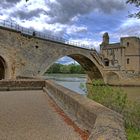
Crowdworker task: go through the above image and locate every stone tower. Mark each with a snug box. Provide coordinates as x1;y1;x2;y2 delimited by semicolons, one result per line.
100;32;109;49
103;32;109;45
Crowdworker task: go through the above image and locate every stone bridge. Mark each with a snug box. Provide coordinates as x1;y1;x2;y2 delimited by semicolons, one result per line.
0;20;105;82
1;20;139;86
0;80;126;140
0;21;127;139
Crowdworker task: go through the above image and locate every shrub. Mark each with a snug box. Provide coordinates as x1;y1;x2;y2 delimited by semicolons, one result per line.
87;80;127;113
81;80;140;139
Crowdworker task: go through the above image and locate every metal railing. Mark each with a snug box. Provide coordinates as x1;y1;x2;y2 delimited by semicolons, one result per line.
0;19;95;50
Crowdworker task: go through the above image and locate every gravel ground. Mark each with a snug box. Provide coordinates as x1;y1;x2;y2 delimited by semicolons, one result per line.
0;90;81;140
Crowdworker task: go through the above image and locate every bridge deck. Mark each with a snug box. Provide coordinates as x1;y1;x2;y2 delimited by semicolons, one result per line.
0;90;82;140
0;20;93;50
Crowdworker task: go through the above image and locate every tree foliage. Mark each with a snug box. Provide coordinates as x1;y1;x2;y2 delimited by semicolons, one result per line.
46;63;85;74
126;0;140;18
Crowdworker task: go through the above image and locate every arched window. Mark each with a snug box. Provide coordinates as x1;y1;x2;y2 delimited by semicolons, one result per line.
127;42;129;47
0;57;5;80
104;58;109;66
127;58;130;64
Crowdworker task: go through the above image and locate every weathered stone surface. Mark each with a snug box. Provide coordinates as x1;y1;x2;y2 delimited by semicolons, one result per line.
0;90;82;140
0;79;45;90
44;80;127;140
0;26;140;85
0;79;127;139
100;33;140;85
0;27;104;82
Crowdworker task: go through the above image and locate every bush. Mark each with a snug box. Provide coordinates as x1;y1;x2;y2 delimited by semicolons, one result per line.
87;80;127;113
83;80;140;139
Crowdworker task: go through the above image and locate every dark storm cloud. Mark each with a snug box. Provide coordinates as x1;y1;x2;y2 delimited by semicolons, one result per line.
10;9;47;20
46;0;125;24
0;0;125;24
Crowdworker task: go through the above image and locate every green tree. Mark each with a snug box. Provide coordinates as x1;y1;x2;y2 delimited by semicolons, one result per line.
126;0;140;18
46;63;85;74
60;65;70;73
46;63;61;73
69;64;85;74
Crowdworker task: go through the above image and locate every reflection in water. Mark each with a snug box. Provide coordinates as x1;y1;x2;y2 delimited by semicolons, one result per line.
43;74;140;102
44;74;87;95
56;81;87;95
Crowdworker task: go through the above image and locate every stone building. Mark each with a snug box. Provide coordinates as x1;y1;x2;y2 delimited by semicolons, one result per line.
100;32;140;74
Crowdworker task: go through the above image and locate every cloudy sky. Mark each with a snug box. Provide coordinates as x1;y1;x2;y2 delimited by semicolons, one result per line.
0;0;140;64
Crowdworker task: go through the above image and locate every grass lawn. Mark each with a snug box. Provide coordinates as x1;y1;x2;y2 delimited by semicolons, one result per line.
127;128;140;140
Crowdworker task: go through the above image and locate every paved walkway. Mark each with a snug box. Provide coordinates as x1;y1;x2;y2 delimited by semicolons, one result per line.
0;90;82;140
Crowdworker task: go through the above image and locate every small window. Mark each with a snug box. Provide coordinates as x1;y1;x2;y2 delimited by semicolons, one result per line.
127;42;129;47
104;58;109;66
35;45;39;49
127;58;130;64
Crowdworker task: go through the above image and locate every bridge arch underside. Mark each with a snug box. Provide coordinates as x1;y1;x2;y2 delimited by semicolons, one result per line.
67;54;103;82
0;56;6;80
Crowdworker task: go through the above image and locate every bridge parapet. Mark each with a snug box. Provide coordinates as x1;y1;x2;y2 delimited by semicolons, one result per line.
0;25;104;80
44;80;127;140
0;19;94;50
0;79;45;91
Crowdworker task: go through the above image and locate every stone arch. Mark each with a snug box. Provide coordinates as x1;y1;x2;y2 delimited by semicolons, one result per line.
0;56;7;80
43;53;104;82
105;72;120;84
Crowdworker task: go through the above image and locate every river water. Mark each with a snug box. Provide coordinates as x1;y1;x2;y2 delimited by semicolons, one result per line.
44;74;87;95
43;74;140;102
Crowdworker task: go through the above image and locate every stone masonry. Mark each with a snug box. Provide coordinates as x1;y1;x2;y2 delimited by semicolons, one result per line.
0;26;103;82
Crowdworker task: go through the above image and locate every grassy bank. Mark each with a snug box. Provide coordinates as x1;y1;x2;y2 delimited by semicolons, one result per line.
80;80;140;140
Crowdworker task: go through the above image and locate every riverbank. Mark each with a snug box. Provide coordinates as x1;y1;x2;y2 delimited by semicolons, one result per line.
86;80;140;140
44;74;140;102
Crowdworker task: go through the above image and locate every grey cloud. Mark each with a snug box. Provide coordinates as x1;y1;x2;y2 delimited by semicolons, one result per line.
117;25;140;36
0;0;21;8
46;0;125;24
0;0;125;25
0;0;21;4
111;22;140;40
96;0;125;13
5;0;21;3
0;0;47;20
10;9;47;20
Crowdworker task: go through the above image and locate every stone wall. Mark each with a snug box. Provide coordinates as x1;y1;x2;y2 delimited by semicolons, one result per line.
0;79;127;139
0;27;103;82
44;80;127;140
0;79;45;91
